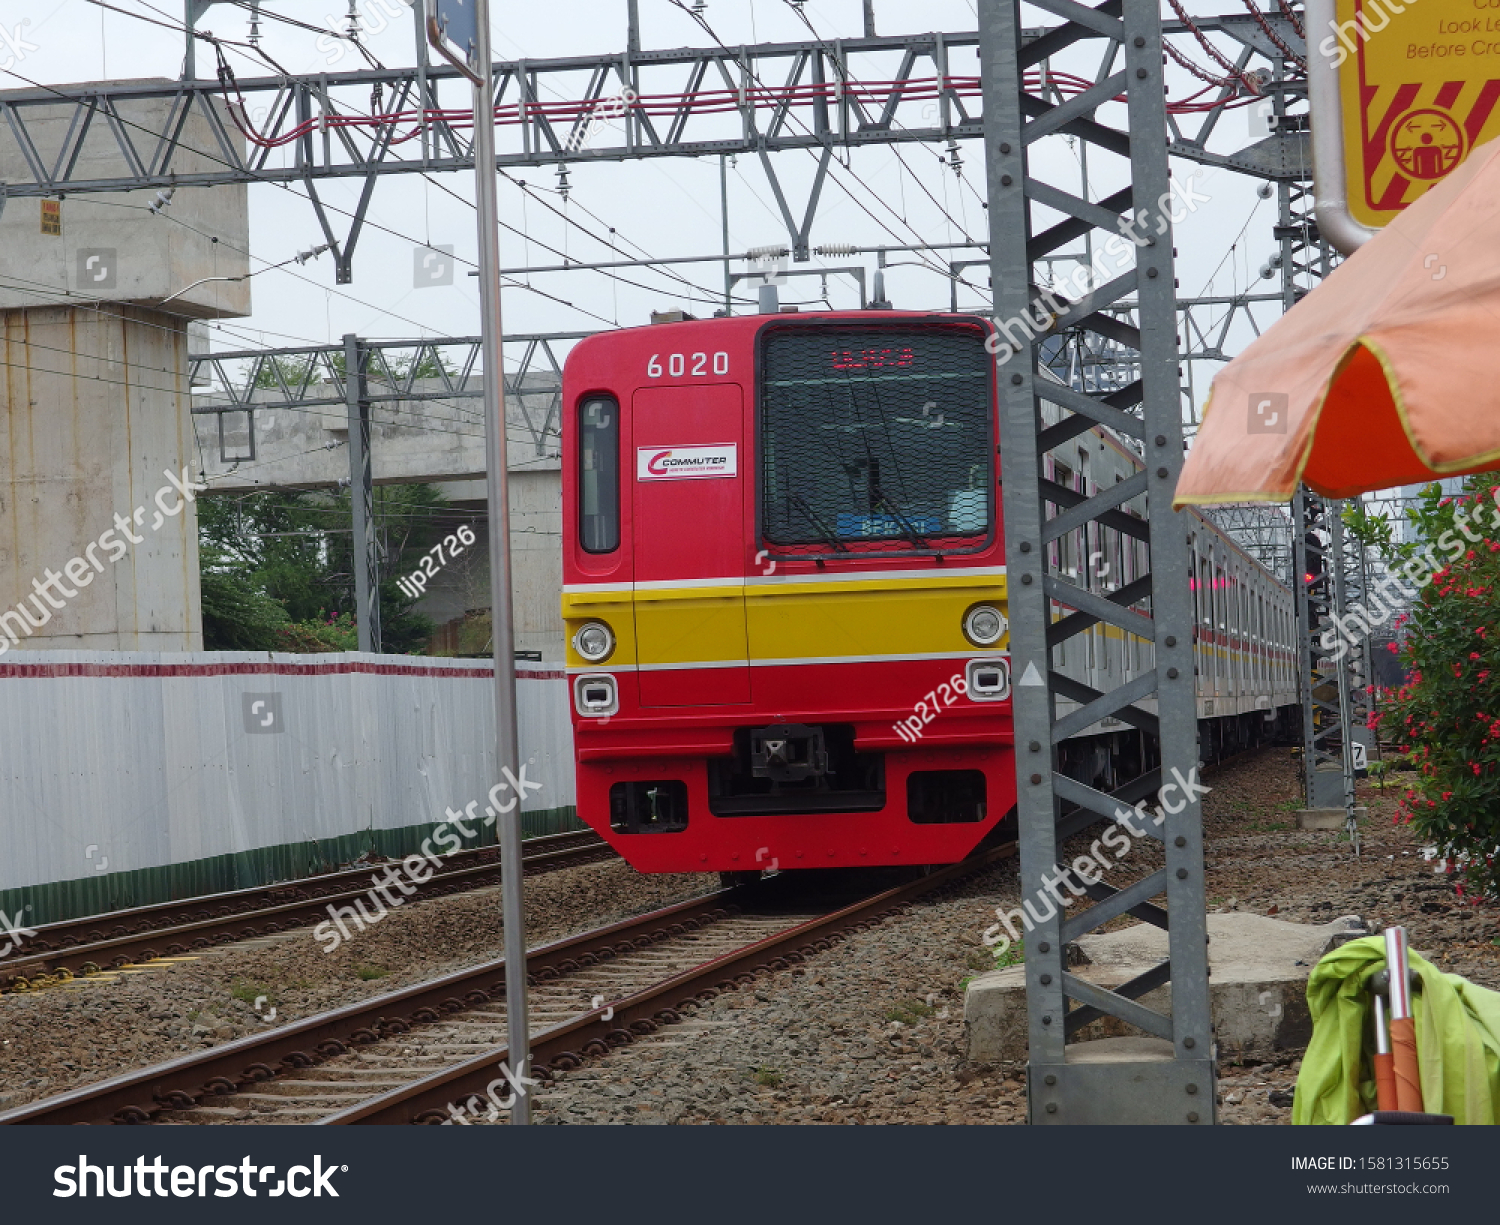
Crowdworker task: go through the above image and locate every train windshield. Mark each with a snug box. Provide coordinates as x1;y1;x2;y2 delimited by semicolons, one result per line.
758;324;993;555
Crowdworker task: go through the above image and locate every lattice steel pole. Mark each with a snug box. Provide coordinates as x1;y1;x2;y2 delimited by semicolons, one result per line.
980;0;1214;1124
1278;160;1364;834
1329;508;1362;851
344;333;381;653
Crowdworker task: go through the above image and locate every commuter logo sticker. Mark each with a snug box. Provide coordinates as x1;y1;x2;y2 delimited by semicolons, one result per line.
636;444;738;480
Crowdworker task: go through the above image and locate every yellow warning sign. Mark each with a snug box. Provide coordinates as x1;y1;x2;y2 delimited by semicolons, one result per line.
1325;0;1500;228
40;199;60;236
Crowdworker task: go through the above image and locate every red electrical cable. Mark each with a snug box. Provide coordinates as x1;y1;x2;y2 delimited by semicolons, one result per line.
1164;0;1261;92
1242;0;1306;70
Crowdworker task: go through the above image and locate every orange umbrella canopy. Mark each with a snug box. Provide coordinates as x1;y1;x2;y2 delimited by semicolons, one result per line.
1175;136;1500;507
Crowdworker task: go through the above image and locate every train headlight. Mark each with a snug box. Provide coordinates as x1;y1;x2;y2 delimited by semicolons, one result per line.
573;621;615;662
962;604;1007;647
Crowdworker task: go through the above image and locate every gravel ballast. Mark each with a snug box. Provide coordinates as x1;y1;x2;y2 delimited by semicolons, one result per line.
0;859;705;1112
6;748;1492;1125
526;749;1498;1125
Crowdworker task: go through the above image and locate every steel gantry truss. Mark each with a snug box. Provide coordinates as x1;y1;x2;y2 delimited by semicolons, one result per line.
190;331;579;644
189;331;582;462
0;10;1317;284
2;33;986;194
981;0;1215;1123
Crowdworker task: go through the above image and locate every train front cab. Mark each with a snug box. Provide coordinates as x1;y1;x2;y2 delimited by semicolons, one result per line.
561;312;1017;874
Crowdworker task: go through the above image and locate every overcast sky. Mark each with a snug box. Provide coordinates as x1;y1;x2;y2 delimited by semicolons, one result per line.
12;0;1291;419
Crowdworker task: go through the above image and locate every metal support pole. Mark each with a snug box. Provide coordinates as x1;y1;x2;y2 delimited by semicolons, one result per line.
472;1;532;1125
1329;509;1361;853
343;333;380;654
863;0;877;37
720;153;732;316
627;0;640;53
979;0;1214;1124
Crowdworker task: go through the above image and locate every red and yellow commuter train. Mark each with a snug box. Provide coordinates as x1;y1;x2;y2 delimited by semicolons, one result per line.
559;310;1297;877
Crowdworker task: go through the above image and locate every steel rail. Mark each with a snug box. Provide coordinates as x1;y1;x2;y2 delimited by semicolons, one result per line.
0;831;612;993
1;844;1014;1125
0;889;743;1125
323;844;1017;1125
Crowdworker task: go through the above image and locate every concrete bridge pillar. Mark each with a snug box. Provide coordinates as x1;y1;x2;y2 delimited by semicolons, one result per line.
0;81;250;651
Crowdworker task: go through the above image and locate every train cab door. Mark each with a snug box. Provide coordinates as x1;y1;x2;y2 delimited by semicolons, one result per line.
631;383;752;707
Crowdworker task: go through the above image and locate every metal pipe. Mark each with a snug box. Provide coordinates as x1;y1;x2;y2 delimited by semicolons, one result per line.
1304;0;1377;255
721;153;732;315
462;239;987;280
343;333;378;653
1372;990;1396;1110
473;0;531;1125
1384;925;1422;1113
1385;927;1411;1019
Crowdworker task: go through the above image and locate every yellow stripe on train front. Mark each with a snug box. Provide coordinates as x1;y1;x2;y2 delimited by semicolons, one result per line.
746;575;1009;665
564;573;1011;668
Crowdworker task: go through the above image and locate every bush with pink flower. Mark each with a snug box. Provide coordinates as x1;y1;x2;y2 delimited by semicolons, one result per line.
1353;475;1500;898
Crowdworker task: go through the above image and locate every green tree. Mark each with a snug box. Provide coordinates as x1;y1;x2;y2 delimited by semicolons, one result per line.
197;484;448;653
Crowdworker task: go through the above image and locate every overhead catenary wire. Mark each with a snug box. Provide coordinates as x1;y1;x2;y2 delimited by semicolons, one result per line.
660;0;960;284
6;19;732;322
217;0;745;308
89;0;1249;313
151;1;757;308
777;0;982;246
66;1;1277;357
0;60;630;331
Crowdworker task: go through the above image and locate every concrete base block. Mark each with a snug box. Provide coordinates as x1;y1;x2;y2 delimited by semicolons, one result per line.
1297;807;1368;830
964;913;1365;1064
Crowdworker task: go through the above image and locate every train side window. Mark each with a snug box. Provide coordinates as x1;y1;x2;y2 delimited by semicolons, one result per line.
579;396;620;553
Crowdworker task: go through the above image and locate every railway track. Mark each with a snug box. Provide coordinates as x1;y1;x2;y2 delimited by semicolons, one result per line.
0;843;1014;1126
0;830;613;994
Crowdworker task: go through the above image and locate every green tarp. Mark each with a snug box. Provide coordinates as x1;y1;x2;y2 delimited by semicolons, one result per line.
1293;934;1500;1124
